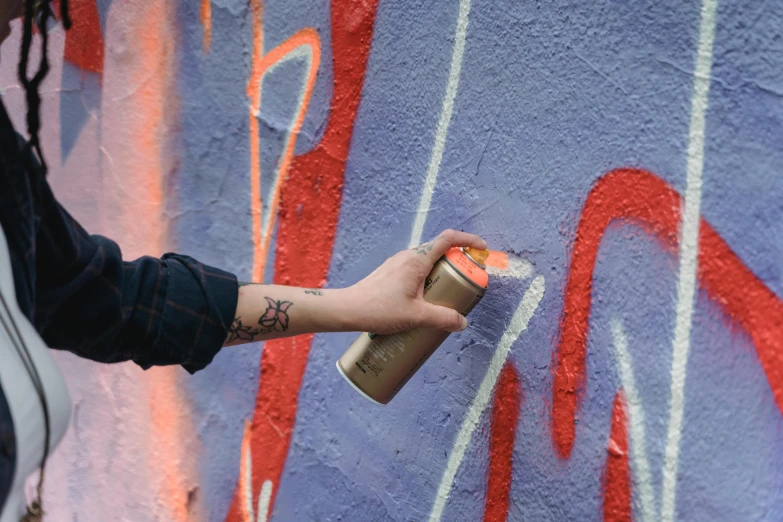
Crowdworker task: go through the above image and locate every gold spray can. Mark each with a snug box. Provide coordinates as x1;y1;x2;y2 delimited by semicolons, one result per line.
337;247;490;404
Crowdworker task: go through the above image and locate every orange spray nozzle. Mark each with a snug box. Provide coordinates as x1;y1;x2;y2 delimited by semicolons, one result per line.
465;247;490;266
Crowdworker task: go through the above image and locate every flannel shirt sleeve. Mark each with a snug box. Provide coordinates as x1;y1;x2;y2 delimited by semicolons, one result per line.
34;181;238;374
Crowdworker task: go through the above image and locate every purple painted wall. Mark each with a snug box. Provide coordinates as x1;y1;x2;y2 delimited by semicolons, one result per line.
1;0;782;520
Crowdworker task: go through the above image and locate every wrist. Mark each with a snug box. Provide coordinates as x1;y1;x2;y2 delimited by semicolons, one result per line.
324;286;365;332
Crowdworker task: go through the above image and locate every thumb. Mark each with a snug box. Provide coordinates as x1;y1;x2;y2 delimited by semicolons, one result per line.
417;304;469;332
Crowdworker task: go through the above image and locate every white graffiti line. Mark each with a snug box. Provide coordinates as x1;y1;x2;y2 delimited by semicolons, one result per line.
241;423;255;522
257;480;273;522
611;318;656;522
256;43;316;274
428;275;545;522
240;424;274;522
408;0;472;248
662;0;718;520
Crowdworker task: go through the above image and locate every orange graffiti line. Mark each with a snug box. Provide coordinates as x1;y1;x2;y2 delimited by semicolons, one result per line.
201;0;212;52
248;28;322;282
485;250;509;269
135;15;167;217
247;0;265;281
247;0;266;101
134;2;193;520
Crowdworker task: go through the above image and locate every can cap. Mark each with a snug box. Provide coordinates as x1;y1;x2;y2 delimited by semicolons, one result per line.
465;247;489;266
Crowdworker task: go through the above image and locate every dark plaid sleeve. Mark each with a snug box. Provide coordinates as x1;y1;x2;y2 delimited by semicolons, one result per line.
33;179;238;374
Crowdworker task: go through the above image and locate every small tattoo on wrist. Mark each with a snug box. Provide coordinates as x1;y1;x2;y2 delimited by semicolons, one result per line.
413;235;443;255
304;289;323;296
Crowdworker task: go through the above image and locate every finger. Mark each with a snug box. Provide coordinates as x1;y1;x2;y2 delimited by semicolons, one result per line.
416;304;469;332
425;229;487;263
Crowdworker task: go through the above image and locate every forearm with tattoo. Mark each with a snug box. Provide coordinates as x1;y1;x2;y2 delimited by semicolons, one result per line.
222;230;486;347
224;282;350;346
226;296;293;343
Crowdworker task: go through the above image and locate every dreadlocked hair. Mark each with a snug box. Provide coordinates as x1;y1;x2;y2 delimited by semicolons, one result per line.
17;0;72;177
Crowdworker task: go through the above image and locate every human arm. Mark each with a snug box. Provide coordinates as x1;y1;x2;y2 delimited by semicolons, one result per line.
25;141;484;367
20;151;238;374
224;229;488;346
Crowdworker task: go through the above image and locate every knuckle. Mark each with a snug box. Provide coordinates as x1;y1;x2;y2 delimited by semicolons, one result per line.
440;229;456;243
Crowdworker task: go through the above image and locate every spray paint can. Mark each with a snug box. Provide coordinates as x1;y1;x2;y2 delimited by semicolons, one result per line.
336;246;490;405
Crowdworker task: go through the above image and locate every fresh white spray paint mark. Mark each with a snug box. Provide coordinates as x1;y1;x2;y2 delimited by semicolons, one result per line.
257;480;273;522
243;440;255;522
662;1;718;520
487;257;534;280
408;0;472;248
428;275;545;522
257;45;314;250
611;318;656;522
241;437;273;522
404;3;536;518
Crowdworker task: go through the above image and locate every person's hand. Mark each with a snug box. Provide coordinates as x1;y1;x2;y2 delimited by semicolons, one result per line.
341;229;488;335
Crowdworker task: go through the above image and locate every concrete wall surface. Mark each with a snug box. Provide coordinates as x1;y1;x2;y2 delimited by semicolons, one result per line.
1;0;781;520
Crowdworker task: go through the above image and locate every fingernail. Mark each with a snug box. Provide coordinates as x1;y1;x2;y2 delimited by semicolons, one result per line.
460;316;469;331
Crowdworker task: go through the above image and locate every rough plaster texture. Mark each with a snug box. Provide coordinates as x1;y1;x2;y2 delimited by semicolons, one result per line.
1;0;782;520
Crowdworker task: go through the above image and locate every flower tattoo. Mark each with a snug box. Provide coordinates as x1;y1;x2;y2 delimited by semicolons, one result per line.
259;297;294;332
226;318;264;343
226;297;294;344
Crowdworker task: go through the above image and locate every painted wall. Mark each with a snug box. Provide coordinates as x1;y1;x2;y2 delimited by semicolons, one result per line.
1;0;782;520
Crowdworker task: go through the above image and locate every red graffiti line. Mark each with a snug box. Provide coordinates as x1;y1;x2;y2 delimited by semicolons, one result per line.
603;392;632;522
224;1;379;521
484;363;523;522
58;0;104;74
552;168;783;459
